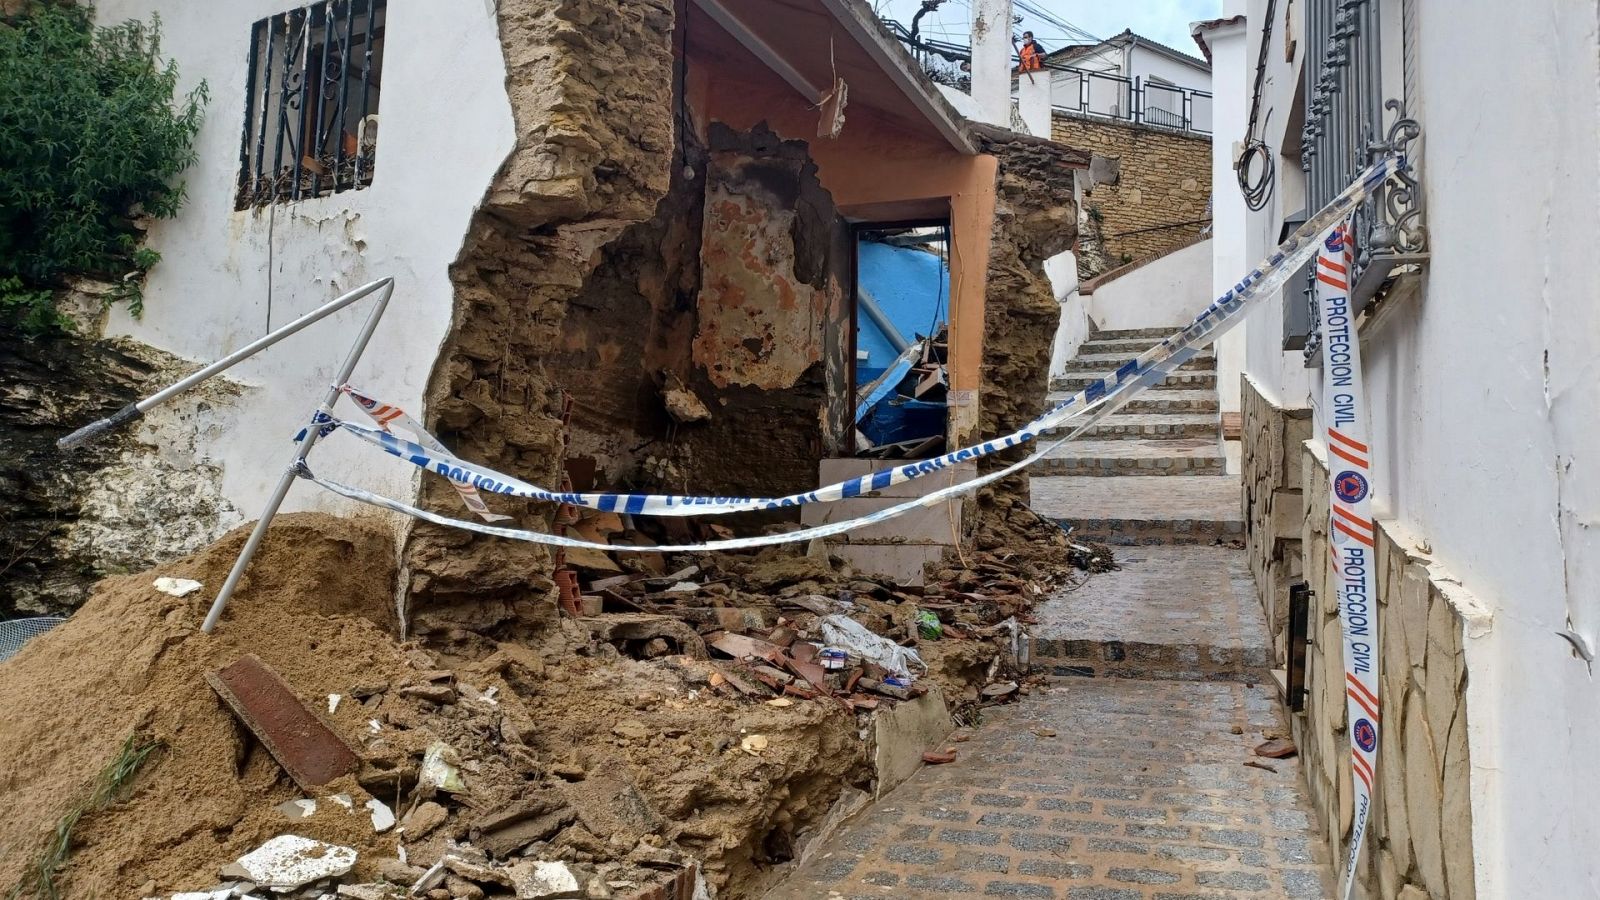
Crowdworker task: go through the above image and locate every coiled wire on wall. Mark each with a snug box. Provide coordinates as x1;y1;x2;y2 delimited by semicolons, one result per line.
1237;0;1278;212
1237;139;1275;211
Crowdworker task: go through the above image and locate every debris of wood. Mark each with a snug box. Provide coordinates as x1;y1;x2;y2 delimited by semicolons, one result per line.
205;654;361;792
1243;759;1279;773
921;749;957;765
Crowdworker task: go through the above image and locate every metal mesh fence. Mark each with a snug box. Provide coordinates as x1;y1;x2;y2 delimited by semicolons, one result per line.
0;616;66;663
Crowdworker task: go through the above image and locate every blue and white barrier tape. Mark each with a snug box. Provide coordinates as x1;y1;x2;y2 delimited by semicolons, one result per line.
310;156;1404;544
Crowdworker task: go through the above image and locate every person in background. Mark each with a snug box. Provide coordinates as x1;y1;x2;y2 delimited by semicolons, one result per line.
1017;30;1045;72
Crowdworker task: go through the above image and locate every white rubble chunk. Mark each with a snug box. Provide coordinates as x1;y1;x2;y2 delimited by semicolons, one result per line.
154;577;203;597
365;797;396;832
506;860;582;899
233;835;357;890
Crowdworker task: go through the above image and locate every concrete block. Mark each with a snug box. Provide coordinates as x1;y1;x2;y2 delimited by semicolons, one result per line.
816;458;978;499
826;542;946;585
801;496;961;543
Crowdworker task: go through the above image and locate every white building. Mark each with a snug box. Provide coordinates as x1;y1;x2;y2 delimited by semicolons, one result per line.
1198;1;1600;898
1042;29;1213;133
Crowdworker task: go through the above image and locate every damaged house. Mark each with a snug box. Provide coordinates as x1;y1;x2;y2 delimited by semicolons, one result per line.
0;0;1091;897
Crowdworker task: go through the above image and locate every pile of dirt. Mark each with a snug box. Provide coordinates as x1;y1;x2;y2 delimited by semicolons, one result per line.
0;514;873;900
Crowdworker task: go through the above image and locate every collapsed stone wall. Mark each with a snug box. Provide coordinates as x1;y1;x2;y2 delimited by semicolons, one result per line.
1051;114;1210;277
0;330;238;616
552;122;849;501
972;131;1077;481
403;0;677;633
1244;379;1485;900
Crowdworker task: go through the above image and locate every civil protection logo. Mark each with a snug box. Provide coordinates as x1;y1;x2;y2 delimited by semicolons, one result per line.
1324;228;1346;252
1353;717;1378;754
1335;470;1369;504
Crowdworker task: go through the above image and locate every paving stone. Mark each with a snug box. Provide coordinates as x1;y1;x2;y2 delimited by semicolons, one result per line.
1195;870;1272;891
978;812;1044;829
906;873;979;893
985;882;1057;898
1010;832;1073;853
955;851;1012;873
885;845;942;865
1018;860;1093;879
1108;867;1183;885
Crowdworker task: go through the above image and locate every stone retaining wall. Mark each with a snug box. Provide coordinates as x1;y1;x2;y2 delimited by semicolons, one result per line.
1050;114;1210;275
1240;375;1311;664
1242;380;1487;900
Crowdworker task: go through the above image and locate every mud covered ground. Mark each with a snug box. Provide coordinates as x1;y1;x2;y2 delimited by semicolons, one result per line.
0;508;1104;900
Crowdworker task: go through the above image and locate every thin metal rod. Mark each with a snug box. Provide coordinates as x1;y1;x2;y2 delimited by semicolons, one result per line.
144;277;393;411
201;278;394;634
56;278;393;450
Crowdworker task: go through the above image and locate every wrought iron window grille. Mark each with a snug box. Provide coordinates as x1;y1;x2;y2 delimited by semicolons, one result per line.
235;0;386;210
1295;0;1426;361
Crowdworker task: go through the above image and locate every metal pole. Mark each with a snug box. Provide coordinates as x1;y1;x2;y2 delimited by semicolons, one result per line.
201;277;394;633
56;277;393;450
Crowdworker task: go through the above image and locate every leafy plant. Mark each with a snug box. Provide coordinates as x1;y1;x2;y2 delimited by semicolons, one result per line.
0;3;207;334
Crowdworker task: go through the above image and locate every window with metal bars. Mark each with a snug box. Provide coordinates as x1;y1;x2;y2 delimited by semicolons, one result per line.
235;0;385;210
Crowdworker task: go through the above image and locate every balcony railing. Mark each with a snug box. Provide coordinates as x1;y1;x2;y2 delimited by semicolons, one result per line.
1045;63;1212;135
881;20;1213;135
1294;0;1425;359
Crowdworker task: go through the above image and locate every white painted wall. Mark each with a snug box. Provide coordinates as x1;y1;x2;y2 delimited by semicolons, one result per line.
1231;0;1600;895
93;0;514;525
1084;239;1212;331
1016;72;1052;137
1196;16;1248;429
968;0;1014;126
1128;44;1213;132
1044;250;1086;378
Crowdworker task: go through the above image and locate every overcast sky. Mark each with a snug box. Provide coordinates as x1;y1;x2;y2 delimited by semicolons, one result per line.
867;0;1222;58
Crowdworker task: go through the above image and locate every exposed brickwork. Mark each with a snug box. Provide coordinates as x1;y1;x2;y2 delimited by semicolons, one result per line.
765;681;1337;899
1053;115;1210;274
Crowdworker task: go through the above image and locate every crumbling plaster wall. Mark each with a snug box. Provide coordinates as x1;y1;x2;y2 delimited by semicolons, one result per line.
402;0;678;631
552;121;850;500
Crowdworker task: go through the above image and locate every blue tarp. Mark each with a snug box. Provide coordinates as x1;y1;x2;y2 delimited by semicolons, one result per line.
856;241;948;381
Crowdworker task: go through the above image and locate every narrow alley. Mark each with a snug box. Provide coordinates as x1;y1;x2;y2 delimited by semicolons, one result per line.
769;328;1339;898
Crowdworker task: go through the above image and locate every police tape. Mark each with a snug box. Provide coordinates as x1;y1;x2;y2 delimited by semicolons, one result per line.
337;385;512;522
307;156;1404;547
1316;224;1382;900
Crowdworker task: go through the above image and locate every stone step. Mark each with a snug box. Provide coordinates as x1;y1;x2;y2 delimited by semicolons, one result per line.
1030;474;1244;544
1044;412;1220;441
1058;352;1215;373
1035;437;1225;476
1049;371;1218;392
1047;388;1220;413
1077;337;1170;354
1091;326;1180;340
1028;545;1271;682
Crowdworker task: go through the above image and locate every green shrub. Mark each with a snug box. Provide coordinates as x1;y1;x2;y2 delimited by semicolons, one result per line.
0;3;206;333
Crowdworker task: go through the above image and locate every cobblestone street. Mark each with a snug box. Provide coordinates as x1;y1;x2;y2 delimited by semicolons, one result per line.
766;680;1335;899
767;329;1338;899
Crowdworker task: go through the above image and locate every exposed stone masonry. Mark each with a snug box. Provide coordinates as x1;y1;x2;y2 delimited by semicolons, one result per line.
402;0;677;633
1051;115;1210;276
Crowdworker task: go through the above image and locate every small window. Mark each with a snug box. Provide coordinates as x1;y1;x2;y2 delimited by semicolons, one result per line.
235;0;386;209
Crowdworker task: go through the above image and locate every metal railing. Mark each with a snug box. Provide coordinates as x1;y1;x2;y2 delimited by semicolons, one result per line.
1046;63;1213;134
235;0;386;209
880;20;1213;135
1296;0;1425;357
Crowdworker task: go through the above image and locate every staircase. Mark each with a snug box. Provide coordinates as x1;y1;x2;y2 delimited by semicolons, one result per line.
1030;327;1264;681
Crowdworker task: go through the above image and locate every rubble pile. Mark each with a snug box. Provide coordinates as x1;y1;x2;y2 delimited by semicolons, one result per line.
0;509;1108;900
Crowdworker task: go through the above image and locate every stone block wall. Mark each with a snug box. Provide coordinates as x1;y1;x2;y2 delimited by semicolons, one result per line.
1240;375;1311;664
1050;114;1210;275
1241;384;1486;900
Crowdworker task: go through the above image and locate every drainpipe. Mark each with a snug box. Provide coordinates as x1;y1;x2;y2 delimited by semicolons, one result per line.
858;287;911;354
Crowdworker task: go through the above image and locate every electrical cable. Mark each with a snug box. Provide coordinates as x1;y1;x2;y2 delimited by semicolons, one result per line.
1238;0;1278;211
